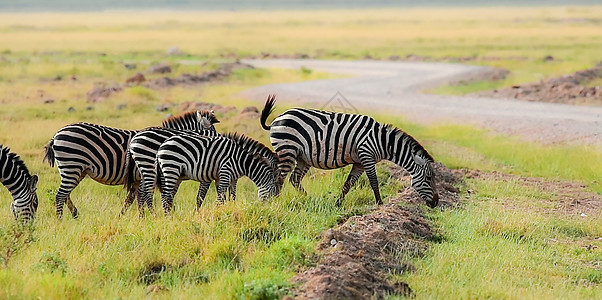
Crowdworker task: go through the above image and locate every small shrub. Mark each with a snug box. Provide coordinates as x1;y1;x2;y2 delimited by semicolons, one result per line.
0;223;35;267
241;280;288;300
33;251;69;275
300;66;312;75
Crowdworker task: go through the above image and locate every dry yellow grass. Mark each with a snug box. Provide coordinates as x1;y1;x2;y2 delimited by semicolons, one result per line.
0;7;600;59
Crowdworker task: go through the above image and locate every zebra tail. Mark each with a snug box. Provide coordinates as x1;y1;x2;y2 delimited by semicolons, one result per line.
123;152;136;192
260;94;277;131
43;139;55;168
155;162;163;193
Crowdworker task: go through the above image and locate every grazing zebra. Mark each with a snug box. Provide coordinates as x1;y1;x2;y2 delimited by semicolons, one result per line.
156;133;280;214
260;95;439;208
0;145;39;223
124;128;282;217
122;127;219;217
43;111;219;219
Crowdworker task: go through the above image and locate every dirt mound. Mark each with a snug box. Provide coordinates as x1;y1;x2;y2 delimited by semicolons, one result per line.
238;106;260;118
86;85;123;103
387;162;462;209
144;61;254;89
290;163;461;299
146;63;172;74
85;62;252;102
178;101;237;114
474;64;602;105
125;72;146;85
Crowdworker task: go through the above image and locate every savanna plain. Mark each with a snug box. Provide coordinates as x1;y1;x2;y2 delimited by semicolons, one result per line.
0;6;600;299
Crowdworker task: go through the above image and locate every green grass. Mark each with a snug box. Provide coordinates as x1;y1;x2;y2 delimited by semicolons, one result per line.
396;179;601;300
367;116;602;194
0;7;600;298
0;70;600;298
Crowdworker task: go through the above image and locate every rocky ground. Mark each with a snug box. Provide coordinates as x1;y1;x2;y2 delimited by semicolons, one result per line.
287;161;600;299
86;61;254;103
288;163;461;299
473;64;602;106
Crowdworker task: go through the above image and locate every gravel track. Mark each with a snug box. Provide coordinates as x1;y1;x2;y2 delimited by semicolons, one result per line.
239;59;602;145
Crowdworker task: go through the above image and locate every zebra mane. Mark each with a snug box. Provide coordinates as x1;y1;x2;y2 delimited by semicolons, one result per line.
223;132;277;163
162;110;220;128
384;124;434;162
0;145;31;177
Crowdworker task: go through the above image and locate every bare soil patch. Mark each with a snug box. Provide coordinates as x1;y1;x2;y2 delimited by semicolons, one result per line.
473;63;602;106
85;61;253;102
289;163;460;299
143;61;253;89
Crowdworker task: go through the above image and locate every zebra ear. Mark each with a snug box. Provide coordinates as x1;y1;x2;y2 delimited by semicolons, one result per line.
200;117;212;129
414;155;427;167
29;175;39;191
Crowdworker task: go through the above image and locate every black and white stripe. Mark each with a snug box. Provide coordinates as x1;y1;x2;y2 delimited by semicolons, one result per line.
1;145;39;223
260;96;438;207
122;127;219;217
156;133;280;214
44;111;219;219
125;128;282;217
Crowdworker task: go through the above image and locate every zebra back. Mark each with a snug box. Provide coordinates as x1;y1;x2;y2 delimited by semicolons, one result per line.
223;132;279;169
156;135;279;199
1;145;39;223
123;127;220;192
162;110;220;132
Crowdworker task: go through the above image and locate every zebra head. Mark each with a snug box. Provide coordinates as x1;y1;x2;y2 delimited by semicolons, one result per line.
161;110;220;132
10;174;39;223
253;154;281;200
411;153;439;208
385;127;439;208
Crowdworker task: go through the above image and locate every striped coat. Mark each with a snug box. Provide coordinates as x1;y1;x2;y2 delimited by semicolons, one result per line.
156;134;280;213
1;145;39;223
122;127;219;217
44;111;219;219
260;96;438;207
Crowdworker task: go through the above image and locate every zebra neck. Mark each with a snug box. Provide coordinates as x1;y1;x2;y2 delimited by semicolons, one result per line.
1;179;29;200
243;158;269;186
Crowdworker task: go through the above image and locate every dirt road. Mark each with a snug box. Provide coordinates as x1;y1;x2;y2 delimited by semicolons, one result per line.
240;59;602;145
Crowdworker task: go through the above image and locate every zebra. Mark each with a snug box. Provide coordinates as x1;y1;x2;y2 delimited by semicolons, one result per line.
122;127;219;217
259;95;439;208
155;133;281;214
1;145;39;223
43;111;219;219
124;128;282;217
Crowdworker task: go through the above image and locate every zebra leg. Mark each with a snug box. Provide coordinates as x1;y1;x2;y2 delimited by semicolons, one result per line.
133;176;157;218
289;161;309;193
276;150;298;183
216;174;231;205
66;195;79;219
163;178;183;213
360;159;383;205
159;169;180;215
196;182;211;209
228;181;237;201
55;171;84;219
337;164;365;206
120;180;140;216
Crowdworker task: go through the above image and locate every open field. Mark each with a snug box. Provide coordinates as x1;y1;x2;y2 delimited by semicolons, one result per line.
0;6;600;299
1;6;601;92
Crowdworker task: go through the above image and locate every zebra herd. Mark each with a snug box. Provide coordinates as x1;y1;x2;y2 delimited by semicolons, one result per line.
1;95;439;224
